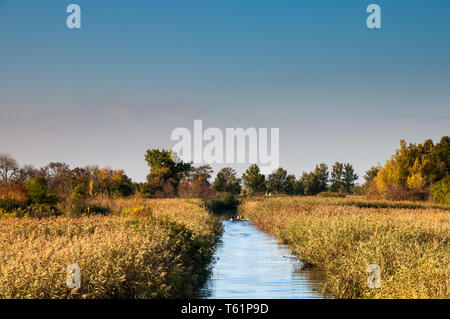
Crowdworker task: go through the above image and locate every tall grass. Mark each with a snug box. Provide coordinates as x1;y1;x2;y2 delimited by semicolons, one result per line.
0;198;222;299
241;197;449;298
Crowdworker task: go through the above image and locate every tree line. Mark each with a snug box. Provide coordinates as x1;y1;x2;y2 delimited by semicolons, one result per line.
366;136;449;202
140;149;359;198
0;157;134;216
1;136;448;216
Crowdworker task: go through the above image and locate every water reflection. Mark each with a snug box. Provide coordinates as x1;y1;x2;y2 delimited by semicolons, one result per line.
197;220;326;299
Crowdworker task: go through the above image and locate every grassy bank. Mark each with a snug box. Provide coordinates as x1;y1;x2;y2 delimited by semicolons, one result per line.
241;196;449;298
0;198;222;299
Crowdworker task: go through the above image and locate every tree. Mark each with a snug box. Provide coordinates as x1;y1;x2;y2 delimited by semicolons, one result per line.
266;167;287;194
364;166;380;185
213;167;241;195
179;165;215;199
0;154;19;185
299;163;329;195
343;163;358;193
295;176;305;195
432;176;450;204
374;137;449;200
314;163;329;193
40;162;72;201
70;167;92;190
144;149;191;197
330;162;345;192
110;170;133;197
16;165;38;183
23;177;58;205
283;174;299;195
188;165;213;185
300;172;319;195
242;164;266;195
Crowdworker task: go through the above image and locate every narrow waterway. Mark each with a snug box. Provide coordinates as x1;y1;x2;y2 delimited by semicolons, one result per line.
197;220;326;299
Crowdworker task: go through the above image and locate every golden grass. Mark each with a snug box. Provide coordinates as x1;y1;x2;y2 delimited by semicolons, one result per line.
241;196;450;299
0;198;221;299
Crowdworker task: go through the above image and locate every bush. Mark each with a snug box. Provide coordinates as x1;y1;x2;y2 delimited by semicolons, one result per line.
0;198;26;212
14;204;61;218
70;185;87;216
178;180;216;200
208;192;238;212
317;191;346;198
384;185;429;202
121;205;153;218
432;177;450;204
85;204;111;216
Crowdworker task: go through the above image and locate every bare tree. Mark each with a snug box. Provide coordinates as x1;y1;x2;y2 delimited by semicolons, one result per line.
16;164;38;183
0;154;19;184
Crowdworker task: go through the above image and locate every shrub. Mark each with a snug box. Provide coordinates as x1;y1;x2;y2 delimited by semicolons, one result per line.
85;204;111;216
317;191;346;198
0;197;26;212
0;197;59;218
178;180;216;200
14;204;61;218
208;192;238;212
121;205;153;218
384;185;429;202
433;177;450;204
70;185;87;216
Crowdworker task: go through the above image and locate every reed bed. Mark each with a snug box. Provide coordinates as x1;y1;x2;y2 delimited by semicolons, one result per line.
241;196;449;299
0;198;222;299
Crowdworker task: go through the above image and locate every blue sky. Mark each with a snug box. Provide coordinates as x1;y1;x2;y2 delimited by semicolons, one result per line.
1;0;449;182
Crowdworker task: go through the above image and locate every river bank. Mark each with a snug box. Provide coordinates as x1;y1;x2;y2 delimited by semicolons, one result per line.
0;198;222;298
240;196;450;299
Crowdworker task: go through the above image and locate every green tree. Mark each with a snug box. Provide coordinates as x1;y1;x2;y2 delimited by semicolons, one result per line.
188;165;213;184
343;163;358;193
300;172;319;195
330;162;345;192
266;167;287;194
213;167;241;195
283;174;299;195
432;176;450;204
314;163;329;193
70;184;87;216
110;170;133;197
23;177;58;205
300;163;329;195
242;164;266;195
144;149;191;197
364;165;380;185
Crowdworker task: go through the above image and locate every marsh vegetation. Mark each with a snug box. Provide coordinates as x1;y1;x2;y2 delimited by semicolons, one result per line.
241;196;449;298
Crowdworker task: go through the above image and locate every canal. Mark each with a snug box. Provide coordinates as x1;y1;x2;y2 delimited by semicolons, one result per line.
197;220;326;299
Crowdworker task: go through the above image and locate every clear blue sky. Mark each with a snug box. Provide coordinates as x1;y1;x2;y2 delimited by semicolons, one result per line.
1;0;449;182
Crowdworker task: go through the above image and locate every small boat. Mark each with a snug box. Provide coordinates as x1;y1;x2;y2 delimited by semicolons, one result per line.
230;215;247;222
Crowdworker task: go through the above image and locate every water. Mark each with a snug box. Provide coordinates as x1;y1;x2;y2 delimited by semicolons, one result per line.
197;220;326;299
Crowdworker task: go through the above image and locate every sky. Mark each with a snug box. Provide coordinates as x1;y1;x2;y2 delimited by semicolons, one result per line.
0;0;449;182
